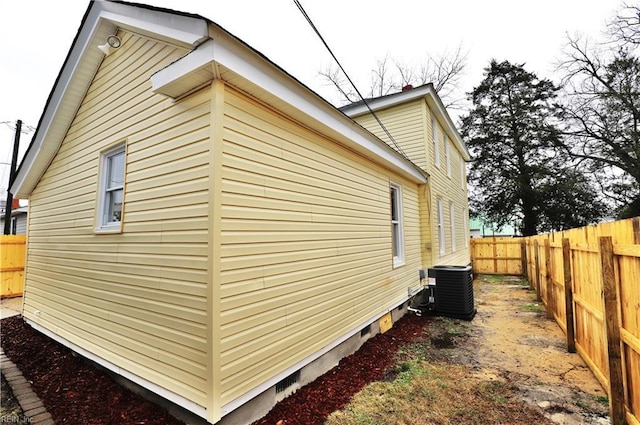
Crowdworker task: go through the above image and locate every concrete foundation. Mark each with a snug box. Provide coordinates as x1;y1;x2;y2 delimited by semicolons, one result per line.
218;300;411;425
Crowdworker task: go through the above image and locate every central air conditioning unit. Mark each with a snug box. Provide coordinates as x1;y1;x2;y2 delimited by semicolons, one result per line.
409;265;476;321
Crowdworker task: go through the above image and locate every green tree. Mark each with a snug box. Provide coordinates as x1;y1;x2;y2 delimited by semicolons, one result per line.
461;60;605;236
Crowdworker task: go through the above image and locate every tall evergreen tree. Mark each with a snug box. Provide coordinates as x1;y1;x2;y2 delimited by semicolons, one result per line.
461;60;604;236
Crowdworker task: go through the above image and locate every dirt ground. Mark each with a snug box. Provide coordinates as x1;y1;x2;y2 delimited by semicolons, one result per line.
445;274;610;425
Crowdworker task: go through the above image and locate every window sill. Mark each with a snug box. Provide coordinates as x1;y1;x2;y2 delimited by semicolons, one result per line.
393;258;405;269
94;223;123;234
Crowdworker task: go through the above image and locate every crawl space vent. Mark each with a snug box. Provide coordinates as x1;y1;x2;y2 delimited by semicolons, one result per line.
360;324;371;337
276;371;300;393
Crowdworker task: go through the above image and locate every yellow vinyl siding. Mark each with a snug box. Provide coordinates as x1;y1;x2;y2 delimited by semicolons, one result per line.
218;86;421;405
427;109;469;266
352;99;427;169
350;98;470;267
22;31;210;408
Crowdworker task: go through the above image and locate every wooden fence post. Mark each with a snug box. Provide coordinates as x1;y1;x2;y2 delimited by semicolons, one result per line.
533;240;541;302
544;238;554;318
633;216;640;243
528;240;534;289
562;238;576;353
599;236;625;425
470;239;475;273
520;239;527;279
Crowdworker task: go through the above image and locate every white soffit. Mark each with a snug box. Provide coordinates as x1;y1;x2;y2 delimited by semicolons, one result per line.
152;27;427;184
11;1;208;198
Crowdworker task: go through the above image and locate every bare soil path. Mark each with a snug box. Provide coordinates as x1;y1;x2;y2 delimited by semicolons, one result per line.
465;275;610;425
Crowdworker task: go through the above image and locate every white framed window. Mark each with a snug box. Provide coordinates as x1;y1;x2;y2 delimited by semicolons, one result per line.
96;143;126;232
450;202;456;252
432;118;440;167
445;137;451;177
463;208;469;248
437;198;445;256
390;182;405;267
460;156;466;190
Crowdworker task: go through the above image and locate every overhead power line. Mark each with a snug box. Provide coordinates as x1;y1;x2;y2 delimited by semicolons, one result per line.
292;0;409;160
1;120;35;134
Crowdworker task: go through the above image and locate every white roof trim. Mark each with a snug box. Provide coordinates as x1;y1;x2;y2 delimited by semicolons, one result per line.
152;28;427;184
11;1;208;198
151;39;216;97
341;85;471;161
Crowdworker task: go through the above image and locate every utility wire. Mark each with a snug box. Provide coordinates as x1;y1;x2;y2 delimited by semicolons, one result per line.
1;121;35;134
292;0;409;160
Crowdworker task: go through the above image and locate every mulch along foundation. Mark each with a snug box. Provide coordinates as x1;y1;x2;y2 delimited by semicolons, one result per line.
1;313;430;425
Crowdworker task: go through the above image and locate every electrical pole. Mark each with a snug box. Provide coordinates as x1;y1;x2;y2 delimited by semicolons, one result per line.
3;119;22;235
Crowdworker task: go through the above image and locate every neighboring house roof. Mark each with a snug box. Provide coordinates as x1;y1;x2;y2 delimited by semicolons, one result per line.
0;206;28;218
469;217;517;236
11;0;427;199
340;84;471;162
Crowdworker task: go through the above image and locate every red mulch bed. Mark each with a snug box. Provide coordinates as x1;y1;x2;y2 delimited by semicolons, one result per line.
252;313;430;425
1;313;430;425
0;316;184;425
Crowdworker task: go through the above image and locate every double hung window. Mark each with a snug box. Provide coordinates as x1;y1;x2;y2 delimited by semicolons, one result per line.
390;182;404;267
437;198;445;256
97;144;125;231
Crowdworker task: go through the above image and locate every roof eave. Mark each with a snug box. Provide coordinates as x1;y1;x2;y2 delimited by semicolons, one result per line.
10;0;209;198
151;25;427;185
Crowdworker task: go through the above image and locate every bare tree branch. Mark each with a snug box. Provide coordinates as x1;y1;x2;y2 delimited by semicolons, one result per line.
558;12;640;216
317;44;467;108
419;45;468;108
318;64;358;104
608;2;640;47
370;55;395;98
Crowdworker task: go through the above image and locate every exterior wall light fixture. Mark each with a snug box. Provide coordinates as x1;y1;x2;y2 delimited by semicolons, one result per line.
98;35;121;55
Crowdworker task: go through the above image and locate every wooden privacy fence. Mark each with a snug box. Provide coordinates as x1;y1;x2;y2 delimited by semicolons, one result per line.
470;237;525;275
0;235;26;297
472;217;640;425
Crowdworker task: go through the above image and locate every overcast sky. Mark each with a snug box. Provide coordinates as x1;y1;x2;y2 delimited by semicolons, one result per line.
0;0;621;195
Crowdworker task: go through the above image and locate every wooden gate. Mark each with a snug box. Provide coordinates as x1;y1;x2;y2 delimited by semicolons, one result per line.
1;235;26;297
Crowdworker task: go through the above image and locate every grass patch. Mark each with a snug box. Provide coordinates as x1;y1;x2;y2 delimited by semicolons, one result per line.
594;395;609;406
325;362;550;425
478;274;530;287
521;303;545;313
481;274;506;283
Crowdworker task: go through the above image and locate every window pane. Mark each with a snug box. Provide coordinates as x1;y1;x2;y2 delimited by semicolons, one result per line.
392;223;399;256
106;188;123;223
438;199;445;255
450;203;456;252
390;187;397;221
107;152;125;189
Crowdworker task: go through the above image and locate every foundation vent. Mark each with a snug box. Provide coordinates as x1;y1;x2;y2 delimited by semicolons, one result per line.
360;324;371;337
276;371;300;393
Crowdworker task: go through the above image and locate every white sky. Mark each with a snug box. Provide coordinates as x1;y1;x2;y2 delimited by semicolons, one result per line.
0;0;621;196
